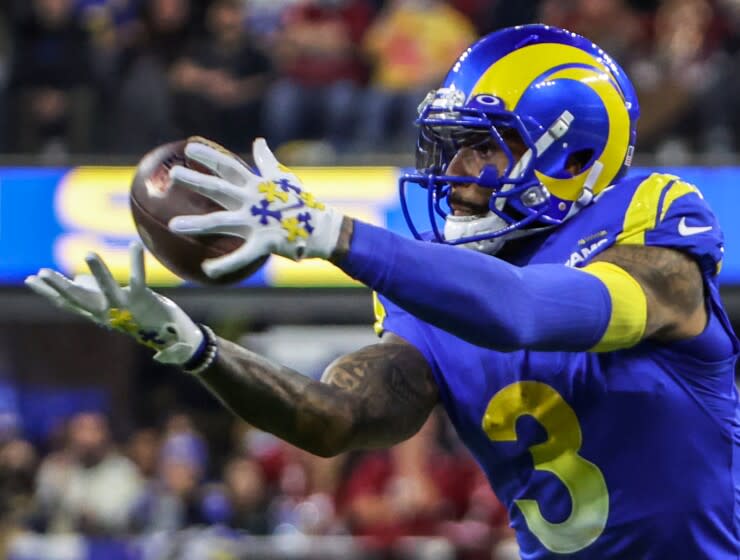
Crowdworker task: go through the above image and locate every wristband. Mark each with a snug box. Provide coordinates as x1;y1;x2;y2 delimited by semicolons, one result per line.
183;325;218;375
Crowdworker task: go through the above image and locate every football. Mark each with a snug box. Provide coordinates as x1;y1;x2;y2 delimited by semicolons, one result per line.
129;140;268;285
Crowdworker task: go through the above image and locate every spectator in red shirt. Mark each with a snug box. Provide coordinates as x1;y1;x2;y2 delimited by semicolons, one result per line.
263;0;375;152
336;410;505;552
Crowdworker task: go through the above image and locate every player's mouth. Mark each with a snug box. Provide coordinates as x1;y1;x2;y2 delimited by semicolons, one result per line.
448;192;489;216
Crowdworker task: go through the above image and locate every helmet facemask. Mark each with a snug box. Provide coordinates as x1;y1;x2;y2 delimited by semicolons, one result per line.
400;88;574;253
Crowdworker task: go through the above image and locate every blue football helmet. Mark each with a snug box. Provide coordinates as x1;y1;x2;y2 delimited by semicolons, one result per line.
399;24;640;253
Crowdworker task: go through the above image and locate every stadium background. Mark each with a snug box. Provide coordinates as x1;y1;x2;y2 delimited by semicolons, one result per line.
0;0;738;558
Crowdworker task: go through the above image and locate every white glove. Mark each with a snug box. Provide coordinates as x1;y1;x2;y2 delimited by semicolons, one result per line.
25;243;204;366
168;137;344;279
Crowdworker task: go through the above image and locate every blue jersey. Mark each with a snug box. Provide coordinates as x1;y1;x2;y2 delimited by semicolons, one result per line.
375;173;740;558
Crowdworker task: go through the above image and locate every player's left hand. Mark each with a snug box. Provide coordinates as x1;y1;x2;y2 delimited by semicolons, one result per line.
168;137;345;279
25;243;204;365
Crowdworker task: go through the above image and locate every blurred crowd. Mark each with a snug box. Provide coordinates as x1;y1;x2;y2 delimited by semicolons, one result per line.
0;0;739;162
0;408;517;559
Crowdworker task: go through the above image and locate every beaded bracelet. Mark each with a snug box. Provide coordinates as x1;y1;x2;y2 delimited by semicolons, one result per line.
183;325;218;375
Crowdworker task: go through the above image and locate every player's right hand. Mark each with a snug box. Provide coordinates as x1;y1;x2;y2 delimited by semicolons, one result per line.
168;137;345;279
25;242;204;366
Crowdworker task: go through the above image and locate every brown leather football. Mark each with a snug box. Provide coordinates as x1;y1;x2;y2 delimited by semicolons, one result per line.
129;140;268;285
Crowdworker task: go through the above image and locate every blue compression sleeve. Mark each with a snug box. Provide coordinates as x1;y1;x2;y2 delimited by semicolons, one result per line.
339;220;613;352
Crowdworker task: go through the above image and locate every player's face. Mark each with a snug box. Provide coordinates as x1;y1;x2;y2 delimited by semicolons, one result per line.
445;131;527;216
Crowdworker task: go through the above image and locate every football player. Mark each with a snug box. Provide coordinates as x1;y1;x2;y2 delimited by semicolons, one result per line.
28;25;739;558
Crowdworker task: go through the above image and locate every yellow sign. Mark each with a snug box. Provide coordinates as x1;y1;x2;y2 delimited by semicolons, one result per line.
54;166;399;287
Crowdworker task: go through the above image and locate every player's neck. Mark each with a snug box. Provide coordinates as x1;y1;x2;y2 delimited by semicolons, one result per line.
495;231;549;265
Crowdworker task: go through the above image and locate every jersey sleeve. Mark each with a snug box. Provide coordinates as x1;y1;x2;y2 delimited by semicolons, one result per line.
617;173;724;277
372;292;436;366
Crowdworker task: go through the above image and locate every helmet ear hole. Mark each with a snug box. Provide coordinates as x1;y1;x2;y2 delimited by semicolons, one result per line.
565;149;594;176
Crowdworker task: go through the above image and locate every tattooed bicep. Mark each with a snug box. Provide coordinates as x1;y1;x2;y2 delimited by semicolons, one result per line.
321;334;437;405
320;334;438;445
594;244;707;340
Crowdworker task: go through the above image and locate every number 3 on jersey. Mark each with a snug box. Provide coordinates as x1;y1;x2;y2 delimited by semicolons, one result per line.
483;381;609;554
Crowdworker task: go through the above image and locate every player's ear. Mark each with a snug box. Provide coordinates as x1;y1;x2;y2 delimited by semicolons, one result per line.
502;129;527;159
565;149;593;176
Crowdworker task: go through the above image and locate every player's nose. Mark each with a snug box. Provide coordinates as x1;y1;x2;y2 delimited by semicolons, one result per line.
446;147;478;178
447;148;466;175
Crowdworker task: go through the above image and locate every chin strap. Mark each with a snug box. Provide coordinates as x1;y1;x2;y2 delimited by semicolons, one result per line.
564;159;604;221
495;110;574;210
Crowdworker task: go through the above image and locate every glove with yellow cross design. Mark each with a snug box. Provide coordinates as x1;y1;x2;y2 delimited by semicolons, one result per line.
25;243;205;367
168;137;345;279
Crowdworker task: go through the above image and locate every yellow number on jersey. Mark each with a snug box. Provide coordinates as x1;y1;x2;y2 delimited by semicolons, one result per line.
483;381;609;554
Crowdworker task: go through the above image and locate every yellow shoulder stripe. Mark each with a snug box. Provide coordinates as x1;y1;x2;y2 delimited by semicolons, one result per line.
618;173;703;246
617;173;676;245
372;291;387;337
581;261;647;352
659;180;701;222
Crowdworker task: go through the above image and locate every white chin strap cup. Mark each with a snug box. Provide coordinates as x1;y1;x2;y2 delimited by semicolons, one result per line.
444;213;509;254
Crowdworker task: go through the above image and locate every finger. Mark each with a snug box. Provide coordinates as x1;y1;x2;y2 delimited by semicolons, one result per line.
85;252;126;308
169;211;247;236
252;138;300;184
74;274;99;290
184;139;256;186
37;269;104;314
25;274;64;304
129;242;146;296
252;138;286;179
169;166;245;209
26;275;94;318
202;237;270;279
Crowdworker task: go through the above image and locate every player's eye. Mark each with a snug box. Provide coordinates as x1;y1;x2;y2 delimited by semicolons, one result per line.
473;139;497;157
460;135;498;158
453;129;498;153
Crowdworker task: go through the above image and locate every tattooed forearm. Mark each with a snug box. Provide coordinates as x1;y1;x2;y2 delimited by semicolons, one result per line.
595;244;706;339
195;334;437;457
197;338;355;457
